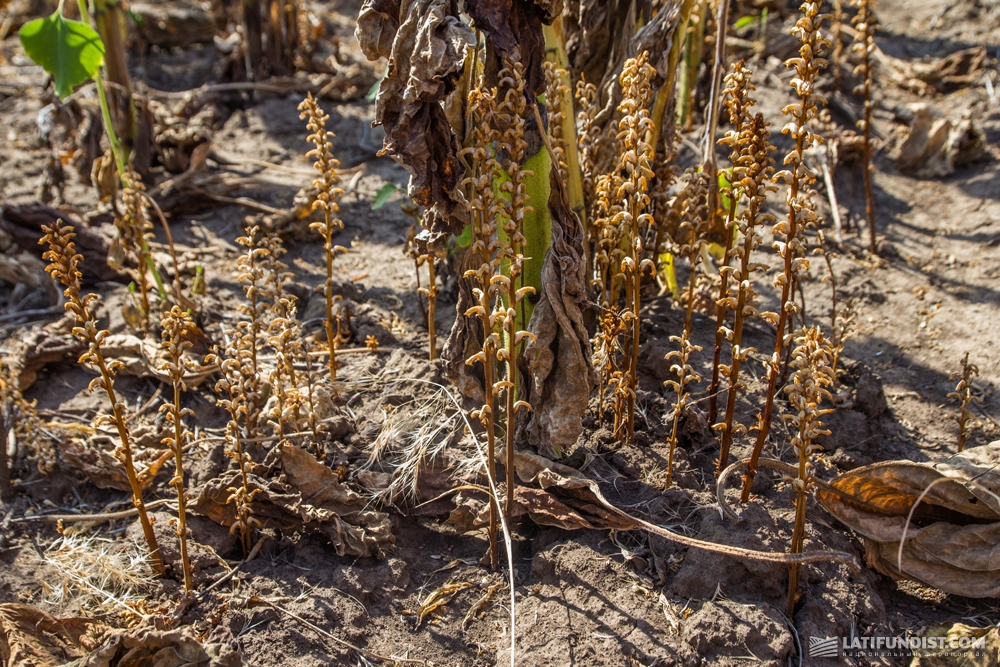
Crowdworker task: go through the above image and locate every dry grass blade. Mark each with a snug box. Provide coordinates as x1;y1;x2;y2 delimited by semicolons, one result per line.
416;580;473;628
42;534;157;621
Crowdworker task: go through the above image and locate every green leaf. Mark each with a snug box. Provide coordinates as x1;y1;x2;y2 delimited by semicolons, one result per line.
19;11;105;99
452;224;473;252
371;182;401;210
734;15;757;29
367;67;388;103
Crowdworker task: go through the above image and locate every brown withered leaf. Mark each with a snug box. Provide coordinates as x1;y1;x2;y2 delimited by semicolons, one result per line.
72;629;241;667
3;319;85;390
523;161;595;457
193;443;393;558
464;0;552;96
897;105;986;178
0;205;123;285
818;441;1000;597
355;0;473;235
0;604;111;667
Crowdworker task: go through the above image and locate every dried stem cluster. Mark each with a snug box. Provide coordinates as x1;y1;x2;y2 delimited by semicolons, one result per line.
714;102;776;474
589;53;657;444
460;54;538;569
742;2;828;503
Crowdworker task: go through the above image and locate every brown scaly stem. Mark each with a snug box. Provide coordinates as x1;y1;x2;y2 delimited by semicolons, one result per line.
853;0;878;254
708;61;756;426
426;259;437;360
299;94;346;382
741;2;827;503
715;113;775;475
159;306;196;591
41;222;163;575
782;327;834;615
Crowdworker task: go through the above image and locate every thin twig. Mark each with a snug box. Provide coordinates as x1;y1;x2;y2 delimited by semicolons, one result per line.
14;498;175;524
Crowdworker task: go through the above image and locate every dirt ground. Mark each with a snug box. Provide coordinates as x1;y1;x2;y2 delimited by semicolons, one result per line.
1;0;1000;666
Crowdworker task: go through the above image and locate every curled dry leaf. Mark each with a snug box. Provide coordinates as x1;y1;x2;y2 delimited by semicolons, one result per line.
523;164;595;457
0;604;110;667
2;320;85;390
355;0;474;235
193;443;393;559
101;334;216;387
75;628;242;667
818;440;1000;597
897;105;986;178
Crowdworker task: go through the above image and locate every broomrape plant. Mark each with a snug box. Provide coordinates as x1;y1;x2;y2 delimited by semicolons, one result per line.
607;53;656;444
41;221;163;575
742;2;828;503
783;326;834;615
299;93;348;382
949;353;980;453
709;60;757;428
157;306;197;592
714;112;775;476
852;0;878;253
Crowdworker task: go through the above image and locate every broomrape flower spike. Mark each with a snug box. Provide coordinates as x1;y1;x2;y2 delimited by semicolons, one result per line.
205;338;262;556
0;359;54;500
235;226;269;441
263;233;303;440
709;60;756;428
158;306;197;592
948;353;980;453
612;52;656;444
852;0;878;253
299;93;347;382
460;79;505;570
714;112;776;476
40;221;163;575
782;326;834;616
742;1;828;503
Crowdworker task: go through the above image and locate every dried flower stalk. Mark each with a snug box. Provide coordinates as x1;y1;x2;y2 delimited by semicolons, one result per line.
461;80;504;569
742;2;827;503
299;93;347;381
263;233;302;440
852;0;878;253
709;60;756;426
575;77;601;215
235;226;268;441
493;55;537;519
0;358;54;481
110;172;158;321
664;331;702;488
41;221;163;575
949;354;980;453
611;52;656;444
714;112;775;475
158;305;197;592
782;326;834;615
205;336;261;556
543;61;570;185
